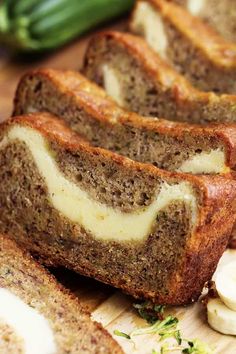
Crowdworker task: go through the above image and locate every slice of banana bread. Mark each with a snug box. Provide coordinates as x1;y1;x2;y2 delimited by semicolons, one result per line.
170;0;236;43
83;31;236;124
14;68;236;175
0;234;123;354
1;112;236;305
130;0;236;94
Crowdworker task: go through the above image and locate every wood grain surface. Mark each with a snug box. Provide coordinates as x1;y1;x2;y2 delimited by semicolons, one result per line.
0;23;236;354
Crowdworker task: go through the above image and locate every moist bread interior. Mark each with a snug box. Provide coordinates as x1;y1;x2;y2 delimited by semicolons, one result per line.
0;321;24;354
0;126;197;302
0;235;122;354
83;32;236;124
131;0;236;94
14;72;228;173
173;0;236;43
1;113;236;305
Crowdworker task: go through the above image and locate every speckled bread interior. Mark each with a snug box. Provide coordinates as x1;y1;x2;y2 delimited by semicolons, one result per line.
13;68;236;174
130;0;236;94
0;234;123;354
83;31;236;124
169;0;236;43
1;113;236;305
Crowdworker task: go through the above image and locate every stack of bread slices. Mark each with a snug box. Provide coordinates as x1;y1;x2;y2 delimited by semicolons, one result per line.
2;0;236;351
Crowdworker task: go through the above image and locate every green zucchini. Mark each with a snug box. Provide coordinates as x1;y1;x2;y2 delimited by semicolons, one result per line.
0;0;135;52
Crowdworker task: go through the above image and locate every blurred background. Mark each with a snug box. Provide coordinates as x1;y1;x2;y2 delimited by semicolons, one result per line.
0;0;134;119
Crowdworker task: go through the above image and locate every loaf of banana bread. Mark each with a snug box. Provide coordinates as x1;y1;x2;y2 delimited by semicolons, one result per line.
83;31;236;124
0;234;123;354
1;112;236;305
14;68;236;175
170;0;236;42
130;0;236;94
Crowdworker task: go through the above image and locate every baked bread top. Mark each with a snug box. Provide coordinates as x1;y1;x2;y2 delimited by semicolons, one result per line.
14;68;236;174
0;234;123;354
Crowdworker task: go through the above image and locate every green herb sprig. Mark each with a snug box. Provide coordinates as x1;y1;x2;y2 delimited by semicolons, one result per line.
133;301;165;324
182;339;214;354
130;315;178;337
113;329;131;340
114;301;213;354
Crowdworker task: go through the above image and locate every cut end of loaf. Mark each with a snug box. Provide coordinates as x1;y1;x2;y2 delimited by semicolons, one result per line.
0;120;198;242
0;113;235;305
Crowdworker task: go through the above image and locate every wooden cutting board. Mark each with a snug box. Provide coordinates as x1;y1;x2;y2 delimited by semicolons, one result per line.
53;250;236;354
0;23;236;354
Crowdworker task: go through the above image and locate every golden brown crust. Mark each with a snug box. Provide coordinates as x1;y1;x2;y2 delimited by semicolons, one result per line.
14;68;124;125
142;0;236;68
14;68;236;170
0;234;123;353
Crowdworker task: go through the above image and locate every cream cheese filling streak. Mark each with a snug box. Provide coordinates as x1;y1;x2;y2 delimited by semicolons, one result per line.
102;64;124;106
187;0;205;15
0;288;56;354
178;148;228;174
101;66;228;175
131;1;168;58
0;125;197;241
